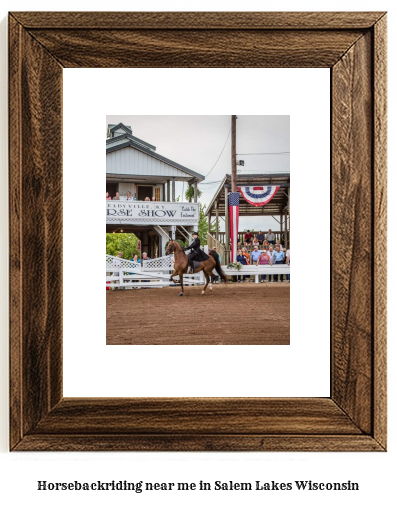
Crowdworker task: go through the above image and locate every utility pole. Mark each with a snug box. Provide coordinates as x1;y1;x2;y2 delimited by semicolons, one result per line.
231;115;237;192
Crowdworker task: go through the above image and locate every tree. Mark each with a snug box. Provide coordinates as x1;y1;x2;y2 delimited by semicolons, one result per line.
106;233;140;260
198;203;215;245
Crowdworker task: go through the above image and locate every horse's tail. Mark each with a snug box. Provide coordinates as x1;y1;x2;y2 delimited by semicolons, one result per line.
209;250;228;283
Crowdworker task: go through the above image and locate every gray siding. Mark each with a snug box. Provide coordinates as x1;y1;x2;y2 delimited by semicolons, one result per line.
107;147;188;178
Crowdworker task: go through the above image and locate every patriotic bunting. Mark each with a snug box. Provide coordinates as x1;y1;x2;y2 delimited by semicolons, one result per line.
238;186;280;206
229;192;240;262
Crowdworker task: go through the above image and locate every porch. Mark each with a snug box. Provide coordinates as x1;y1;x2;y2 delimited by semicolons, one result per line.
206;173;290;264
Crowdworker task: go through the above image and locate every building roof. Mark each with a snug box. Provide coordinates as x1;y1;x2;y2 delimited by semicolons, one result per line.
108;123;132;135
107;132;156;151
106;135;205;182
207;173;290;216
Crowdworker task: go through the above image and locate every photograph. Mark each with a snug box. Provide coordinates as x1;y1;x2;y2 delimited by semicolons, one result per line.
5;1;388;472
105;115;290;345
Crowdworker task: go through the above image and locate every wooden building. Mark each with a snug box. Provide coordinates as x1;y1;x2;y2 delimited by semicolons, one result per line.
206;173;290;263
106;123;204;257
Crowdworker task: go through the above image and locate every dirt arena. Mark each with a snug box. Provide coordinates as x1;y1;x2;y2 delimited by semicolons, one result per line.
107;283;289;345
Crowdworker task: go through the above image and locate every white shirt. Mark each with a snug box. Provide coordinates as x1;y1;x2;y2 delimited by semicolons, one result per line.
267;250;275;261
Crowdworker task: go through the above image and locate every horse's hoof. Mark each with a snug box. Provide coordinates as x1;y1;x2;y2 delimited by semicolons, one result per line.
178;293;184;297
201;291;205;295
209;285;212;291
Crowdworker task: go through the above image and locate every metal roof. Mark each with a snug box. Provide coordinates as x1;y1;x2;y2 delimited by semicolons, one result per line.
106;132;156;151
108;123;132;134
106;137;205;182
207;173;290;216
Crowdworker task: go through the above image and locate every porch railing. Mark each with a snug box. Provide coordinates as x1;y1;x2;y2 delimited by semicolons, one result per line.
216;230;287;246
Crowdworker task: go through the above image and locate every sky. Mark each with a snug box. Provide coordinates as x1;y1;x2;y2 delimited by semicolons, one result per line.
106;115;290;231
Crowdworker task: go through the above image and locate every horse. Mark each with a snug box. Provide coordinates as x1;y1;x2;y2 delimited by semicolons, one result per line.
165;240;228;296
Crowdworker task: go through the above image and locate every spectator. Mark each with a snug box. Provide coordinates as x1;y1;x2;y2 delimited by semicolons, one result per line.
275;240;283;251
286;247;290;282
145;197;151;201
250;245;262;264
257;249;272;282
126;191;133;201
113;191;120;200
262;240;270;251
256;230;265;245
241;247;250;265
152;196;156;201
128;254;141;286
106;192;112;200
273;245;285;282
250;246;262;283
236;248;249;282
252;237;259;247
244;230;254;245
266;228;276;245
140;252;151;286
131;253;140;264
212;247;222;283
267;245;275;281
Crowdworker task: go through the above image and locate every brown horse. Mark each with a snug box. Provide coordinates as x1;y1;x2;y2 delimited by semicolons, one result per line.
166;240;228;296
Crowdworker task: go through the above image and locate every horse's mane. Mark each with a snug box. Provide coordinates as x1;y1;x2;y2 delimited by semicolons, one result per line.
170;240;184;253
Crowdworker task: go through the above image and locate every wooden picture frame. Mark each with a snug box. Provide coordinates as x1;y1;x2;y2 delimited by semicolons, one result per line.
9;11;387;451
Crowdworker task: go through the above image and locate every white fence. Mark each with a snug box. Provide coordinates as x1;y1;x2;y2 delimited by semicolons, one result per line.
224;264;290;283
106;254;204;288
106;254;290;289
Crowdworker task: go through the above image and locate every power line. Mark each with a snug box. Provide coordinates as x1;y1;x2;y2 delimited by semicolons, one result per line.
201;185;221;192
205;127;231;178
237;169;290;173
237;152;290;155
198;180;222;185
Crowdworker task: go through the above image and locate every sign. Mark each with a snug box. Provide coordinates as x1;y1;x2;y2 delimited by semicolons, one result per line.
106;201;199;225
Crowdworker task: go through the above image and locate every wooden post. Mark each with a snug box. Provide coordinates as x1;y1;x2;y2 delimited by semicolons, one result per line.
224;185;229;249
231;115;237;192
194;180;198;203
284;208;287;248
167;180;170;202
188;183;192;203
172;177;175;202
215;201;219;242
280;210;283;243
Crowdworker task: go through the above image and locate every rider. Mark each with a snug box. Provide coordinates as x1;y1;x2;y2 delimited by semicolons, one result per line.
183;232;209;273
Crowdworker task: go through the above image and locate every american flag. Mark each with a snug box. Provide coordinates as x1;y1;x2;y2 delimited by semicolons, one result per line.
229;192;240;262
